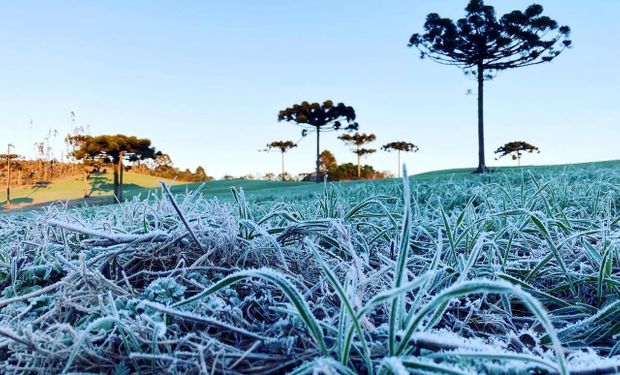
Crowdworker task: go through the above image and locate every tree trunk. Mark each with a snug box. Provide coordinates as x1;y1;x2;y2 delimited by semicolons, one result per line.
5;155;10;206
83;169;89;198
475;63;488;173
397;150;401;178
517;153;521;167
113;160;120;201
113;153;124;202
315;127;321;183
281;151;285;181
357;153;361;179
118;153;124;202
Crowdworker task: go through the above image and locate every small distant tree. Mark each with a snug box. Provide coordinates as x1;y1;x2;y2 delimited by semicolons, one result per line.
152;153;174;178
338;132;376;179
408;0;571;173
264;172;275;181
72;134;159;202
194;166;210;181
266;140;297;181
494;141;539;167
278;100;358;182
319;150;337;175
382;141;419;177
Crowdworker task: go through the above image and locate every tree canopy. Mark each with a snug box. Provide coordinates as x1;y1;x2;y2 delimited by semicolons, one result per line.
353;148;376;157
408;0;571;76
319;150;337;174
266;140;297;153
339;132;376;148
382;141;419;153
278;100;358;132
495;141;540;166
72;135;159;163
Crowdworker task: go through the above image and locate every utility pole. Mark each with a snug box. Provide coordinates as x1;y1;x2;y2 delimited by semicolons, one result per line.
5;144;15;207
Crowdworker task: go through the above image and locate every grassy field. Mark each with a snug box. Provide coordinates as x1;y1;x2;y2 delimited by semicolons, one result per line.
4;160;619;211
0;173;174;209
0;172;313;210
0;161;619;374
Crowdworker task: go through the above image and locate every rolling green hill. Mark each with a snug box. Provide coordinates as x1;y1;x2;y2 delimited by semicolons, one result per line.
2;160;618;211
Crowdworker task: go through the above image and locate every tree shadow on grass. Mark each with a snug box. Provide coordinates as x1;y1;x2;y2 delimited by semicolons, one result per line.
89;174;113;196
0;183;46;210
87;175;149;201
0;197;34;210
22;183;51;199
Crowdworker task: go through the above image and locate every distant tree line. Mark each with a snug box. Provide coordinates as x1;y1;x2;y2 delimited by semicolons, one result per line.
0;159;84;188
135;153;212;183
316;150;387;181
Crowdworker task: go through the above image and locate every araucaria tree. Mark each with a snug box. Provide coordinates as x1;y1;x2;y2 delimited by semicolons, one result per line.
494;141;539;166
382;141;419;177
338;132;376;179
266;140;297;181
408;0;571;173
72;134;159;201
278;100;358;182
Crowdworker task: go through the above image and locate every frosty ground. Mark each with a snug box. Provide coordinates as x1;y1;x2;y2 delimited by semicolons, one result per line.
0;162;619;374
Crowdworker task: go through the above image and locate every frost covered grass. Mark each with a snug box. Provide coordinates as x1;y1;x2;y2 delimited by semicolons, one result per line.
0;164;619;374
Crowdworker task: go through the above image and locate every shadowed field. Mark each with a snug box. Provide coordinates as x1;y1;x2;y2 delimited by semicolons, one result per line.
3;160;618;212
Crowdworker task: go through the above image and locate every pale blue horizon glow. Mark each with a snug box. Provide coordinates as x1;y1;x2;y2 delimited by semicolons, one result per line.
0;1;618;179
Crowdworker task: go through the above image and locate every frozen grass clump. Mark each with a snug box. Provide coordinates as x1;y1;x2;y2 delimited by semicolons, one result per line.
0;164;619;374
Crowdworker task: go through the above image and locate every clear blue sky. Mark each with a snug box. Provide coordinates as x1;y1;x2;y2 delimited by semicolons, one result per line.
1;1;618;178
